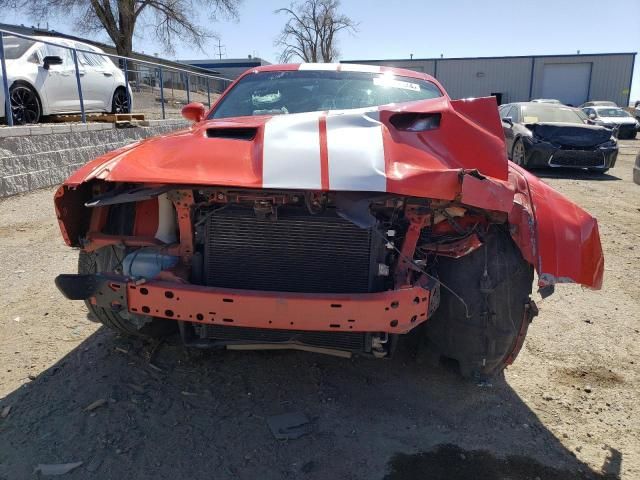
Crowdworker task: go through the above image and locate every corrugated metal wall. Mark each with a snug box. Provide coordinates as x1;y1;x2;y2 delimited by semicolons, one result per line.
344;54;635;106
435;58;532;102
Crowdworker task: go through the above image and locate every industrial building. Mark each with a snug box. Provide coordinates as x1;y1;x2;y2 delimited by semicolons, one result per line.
180;57;271;80
343;53;636;107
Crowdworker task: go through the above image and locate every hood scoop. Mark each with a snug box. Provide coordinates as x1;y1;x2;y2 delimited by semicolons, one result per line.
206;127;258;140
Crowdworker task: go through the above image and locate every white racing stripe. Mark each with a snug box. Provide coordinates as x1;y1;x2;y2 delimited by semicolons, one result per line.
326;110;386;191
340;64;381;74
262;111;323;189
298;63;340;71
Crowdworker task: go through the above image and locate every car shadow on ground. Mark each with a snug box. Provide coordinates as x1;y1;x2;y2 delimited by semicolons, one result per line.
0;328;622;480
532;168;621;182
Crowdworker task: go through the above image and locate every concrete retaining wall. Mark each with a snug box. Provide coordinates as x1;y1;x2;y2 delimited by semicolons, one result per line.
0;119;189;197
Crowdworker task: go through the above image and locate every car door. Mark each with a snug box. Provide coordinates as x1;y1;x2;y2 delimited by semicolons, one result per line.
500;105;517;154
74;43;115;112
31;42;78;113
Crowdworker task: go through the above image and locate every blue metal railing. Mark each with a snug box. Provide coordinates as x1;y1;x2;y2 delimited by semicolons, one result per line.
0;28;232;127
0;34;12;126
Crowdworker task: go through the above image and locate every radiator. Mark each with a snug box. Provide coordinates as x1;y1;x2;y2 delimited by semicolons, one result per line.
204;208;375;293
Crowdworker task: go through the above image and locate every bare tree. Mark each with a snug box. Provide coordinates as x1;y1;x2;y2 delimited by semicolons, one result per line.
0;0;241;57
275;0;356;63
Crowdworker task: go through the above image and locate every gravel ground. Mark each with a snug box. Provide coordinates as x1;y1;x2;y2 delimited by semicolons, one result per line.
0;140;638;479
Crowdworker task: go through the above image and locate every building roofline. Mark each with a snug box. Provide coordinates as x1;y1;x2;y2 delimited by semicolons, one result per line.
342;52;637;63
180;61;265;69
181;58;269;63
0;22;221;75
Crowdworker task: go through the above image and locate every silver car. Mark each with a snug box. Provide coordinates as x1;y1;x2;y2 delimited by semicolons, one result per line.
582;106;639;139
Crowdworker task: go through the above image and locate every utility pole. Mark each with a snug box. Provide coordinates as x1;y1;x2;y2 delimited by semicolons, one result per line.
215;39;226;60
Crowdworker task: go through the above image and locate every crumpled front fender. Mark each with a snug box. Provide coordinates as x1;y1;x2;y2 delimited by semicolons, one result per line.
508;165;604;289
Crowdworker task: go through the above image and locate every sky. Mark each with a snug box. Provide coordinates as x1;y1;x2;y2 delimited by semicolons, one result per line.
3;0;640;100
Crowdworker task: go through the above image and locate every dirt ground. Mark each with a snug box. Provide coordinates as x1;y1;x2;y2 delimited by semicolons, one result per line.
131;87;222;119
0;140;638;480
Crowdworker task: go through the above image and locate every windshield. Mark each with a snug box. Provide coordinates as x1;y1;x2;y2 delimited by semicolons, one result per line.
210;70;443;119
521;105;584;124
596;108;631;118
3;36;37;60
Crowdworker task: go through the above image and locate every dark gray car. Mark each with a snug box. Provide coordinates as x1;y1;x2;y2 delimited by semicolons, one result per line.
499;102;618;173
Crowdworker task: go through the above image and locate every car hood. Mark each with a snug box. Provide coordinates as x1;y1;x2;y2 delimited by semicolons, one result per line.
597;116;637;125
64;96;516;212
525;122;613;147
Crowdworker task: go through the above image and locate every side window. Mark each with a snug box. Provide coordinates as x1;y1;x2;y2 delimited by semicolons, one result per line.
76;43;107;68
510;106;520;123
78;51;96;67
44;43;72;66
26;47;42;64
501;106;514;120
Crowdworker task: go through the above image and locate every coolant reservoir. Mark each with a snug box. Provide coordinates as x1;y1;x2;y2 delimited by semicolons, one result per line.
122;248;178;279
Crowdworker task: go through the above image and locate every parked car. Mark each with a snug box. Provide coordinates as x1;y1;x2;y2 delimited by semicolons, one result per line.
531;98;562;104
580;100;617;108
582;106;639;139
0;35;132;124
53;64;603;379
499;102;617;172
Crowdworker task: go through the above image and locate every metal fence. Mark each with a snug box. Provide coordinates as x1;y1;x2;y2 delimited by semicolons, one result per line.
0;28;233;126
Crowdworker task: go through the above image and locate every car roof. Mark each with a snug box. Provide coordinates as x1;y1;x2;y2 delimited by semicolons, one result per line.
29;35;105;53
248;63;438;84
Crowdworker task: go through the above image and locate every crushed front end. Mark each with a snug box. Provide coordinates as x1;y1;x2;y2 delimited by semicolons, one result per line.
55;182;507;358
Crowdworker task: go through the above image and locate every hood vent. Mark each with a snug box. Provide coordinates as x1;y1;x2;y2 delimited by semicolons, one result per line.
206;127;257;140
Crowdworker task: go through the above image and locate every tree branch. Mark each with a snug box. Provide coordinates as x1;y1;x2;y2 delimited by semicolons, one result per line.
274;0;356;63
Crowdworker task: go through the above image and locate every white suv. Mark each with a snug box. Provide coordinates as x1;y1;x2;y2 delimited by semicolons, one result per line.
1;35;132;124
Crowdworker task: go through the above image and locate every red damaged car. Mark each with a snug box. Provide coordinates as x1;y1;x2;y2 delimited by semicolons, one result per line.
54;64;604;378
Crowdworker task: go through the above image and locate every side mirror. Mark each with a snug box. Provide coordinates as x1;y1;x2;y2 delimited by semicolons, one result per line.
589;113;597;120
181;102;206;123
502;116;513;126
42;55;63;70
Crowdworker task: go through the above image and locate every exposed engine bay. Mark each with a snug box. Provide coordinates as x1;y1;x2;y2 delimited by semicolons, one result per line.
56;182;504;358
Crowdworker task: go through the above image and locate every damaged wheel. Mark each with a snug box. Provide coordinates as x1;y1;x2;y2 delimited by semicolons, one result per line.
424;226;536;379
78;248;176;338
